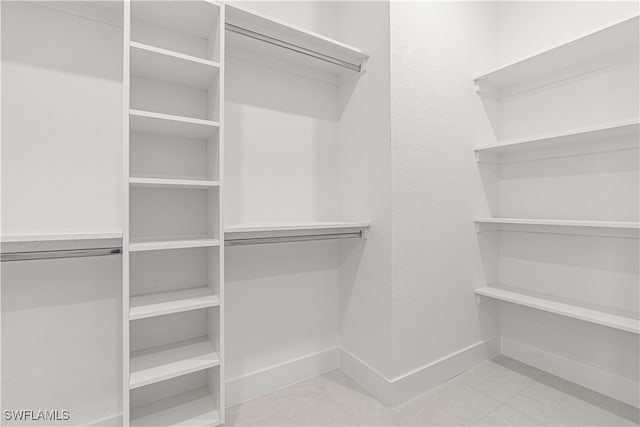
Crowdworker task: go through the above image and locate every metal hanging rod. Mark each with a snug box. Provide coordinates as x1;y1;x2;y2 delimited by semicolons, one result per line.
1;247;122;262
225;231;363;246
225;23;362;72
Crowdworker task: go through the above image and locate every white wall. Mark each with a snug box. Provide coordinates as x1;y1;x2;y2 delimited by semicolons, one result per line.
389;1;499;379
337;0;393;379
1;3;123;424
1;1;122;234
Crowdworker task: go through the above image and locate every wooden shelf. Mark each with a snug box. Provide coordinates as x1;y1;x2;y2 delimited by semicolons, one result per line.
130;288;220;321
476;218;639;230
129;177;220;189
225;221;371;245
475;121;640;163
130;109;220;139
129;237;220;252
131;388;220;427
225;4;369;80
474;15;639;98
130;42;220;90
475;286;639;334
130;338;220;389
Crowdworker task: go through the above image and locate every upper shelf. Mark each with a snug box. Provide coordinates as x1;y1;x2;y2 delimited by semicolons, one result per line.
130;42;220;90
1;229;123;254
225;4;369;80
475;121;640;163
474;15;639;98
225;222;371;245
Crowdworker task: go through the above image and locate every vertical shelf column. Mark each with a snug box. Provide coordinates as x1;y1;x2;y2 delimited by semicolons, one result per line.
123;1;225;426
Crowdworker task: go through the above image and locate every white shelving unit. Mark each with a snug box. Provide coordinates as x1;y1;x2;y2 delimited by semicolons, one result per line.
475;121;640;163
225;3;369;82
474;9;640;407
475;287;639;334
124;1;225;426
474;14;639;98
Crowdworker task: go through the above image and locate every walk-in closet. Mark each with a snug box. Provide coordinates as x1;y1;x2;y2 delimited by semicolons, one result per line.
2;1;638;426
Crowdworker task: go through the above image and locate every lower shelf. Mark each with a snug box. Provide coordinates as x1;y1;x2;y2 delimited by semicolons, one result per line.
131;387;220;427
130;338;220;389
475;286;639;334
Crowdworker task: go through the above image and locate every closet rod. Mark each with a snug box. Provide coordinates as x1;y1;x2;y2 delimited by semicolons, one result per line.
225;23;362;72
1;247;122;262
225;231;363;246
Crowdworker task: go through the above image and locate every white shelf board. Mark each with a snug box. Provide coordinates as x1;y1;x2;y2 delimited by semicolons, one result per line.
474;15;639;96
130;109;220;139
225;4;369;77
475;121;640;163
1;229;122;243
476;218;639;229
129;237;220;252
225;221;371;241
129;177;220;189
130;42;220;90
130;288;220;321
130;338;220;389
131;387;220;427
475;286;639;334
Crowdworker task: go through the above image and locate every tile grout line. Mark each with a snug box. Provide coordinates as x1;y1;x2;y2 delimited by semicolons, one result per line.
462;370;546;424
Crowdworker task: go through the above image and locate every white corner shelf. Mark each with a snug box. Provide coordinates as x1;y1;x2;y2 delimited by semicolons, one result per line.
225;4;369;78
130;288;220;321
129;338;220;389
130;109;220;139
131;388;220;427
475;286;639;334
130;42;220;90
224;221;371;245
474;15;639;98
129;177;220;189
475;121;640;163
129;237;220;252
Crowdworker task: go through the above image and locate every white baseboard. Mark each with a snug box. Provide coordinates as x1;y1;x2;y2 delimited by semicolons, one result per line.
501;336;640;408
225;347;340;408
340;337;499;406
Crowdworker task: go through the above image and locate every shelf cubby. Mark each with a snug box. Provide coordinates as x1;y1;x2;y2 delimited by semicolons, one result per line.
475;286;639;334
130;288;220;321
130;42;220;90
130;337;220;389
131;0;222;63
130;370;221;427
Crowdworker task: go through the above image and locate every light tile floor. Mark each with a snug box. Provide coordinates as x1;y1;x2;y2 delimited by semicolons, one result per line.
224;355;639;426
